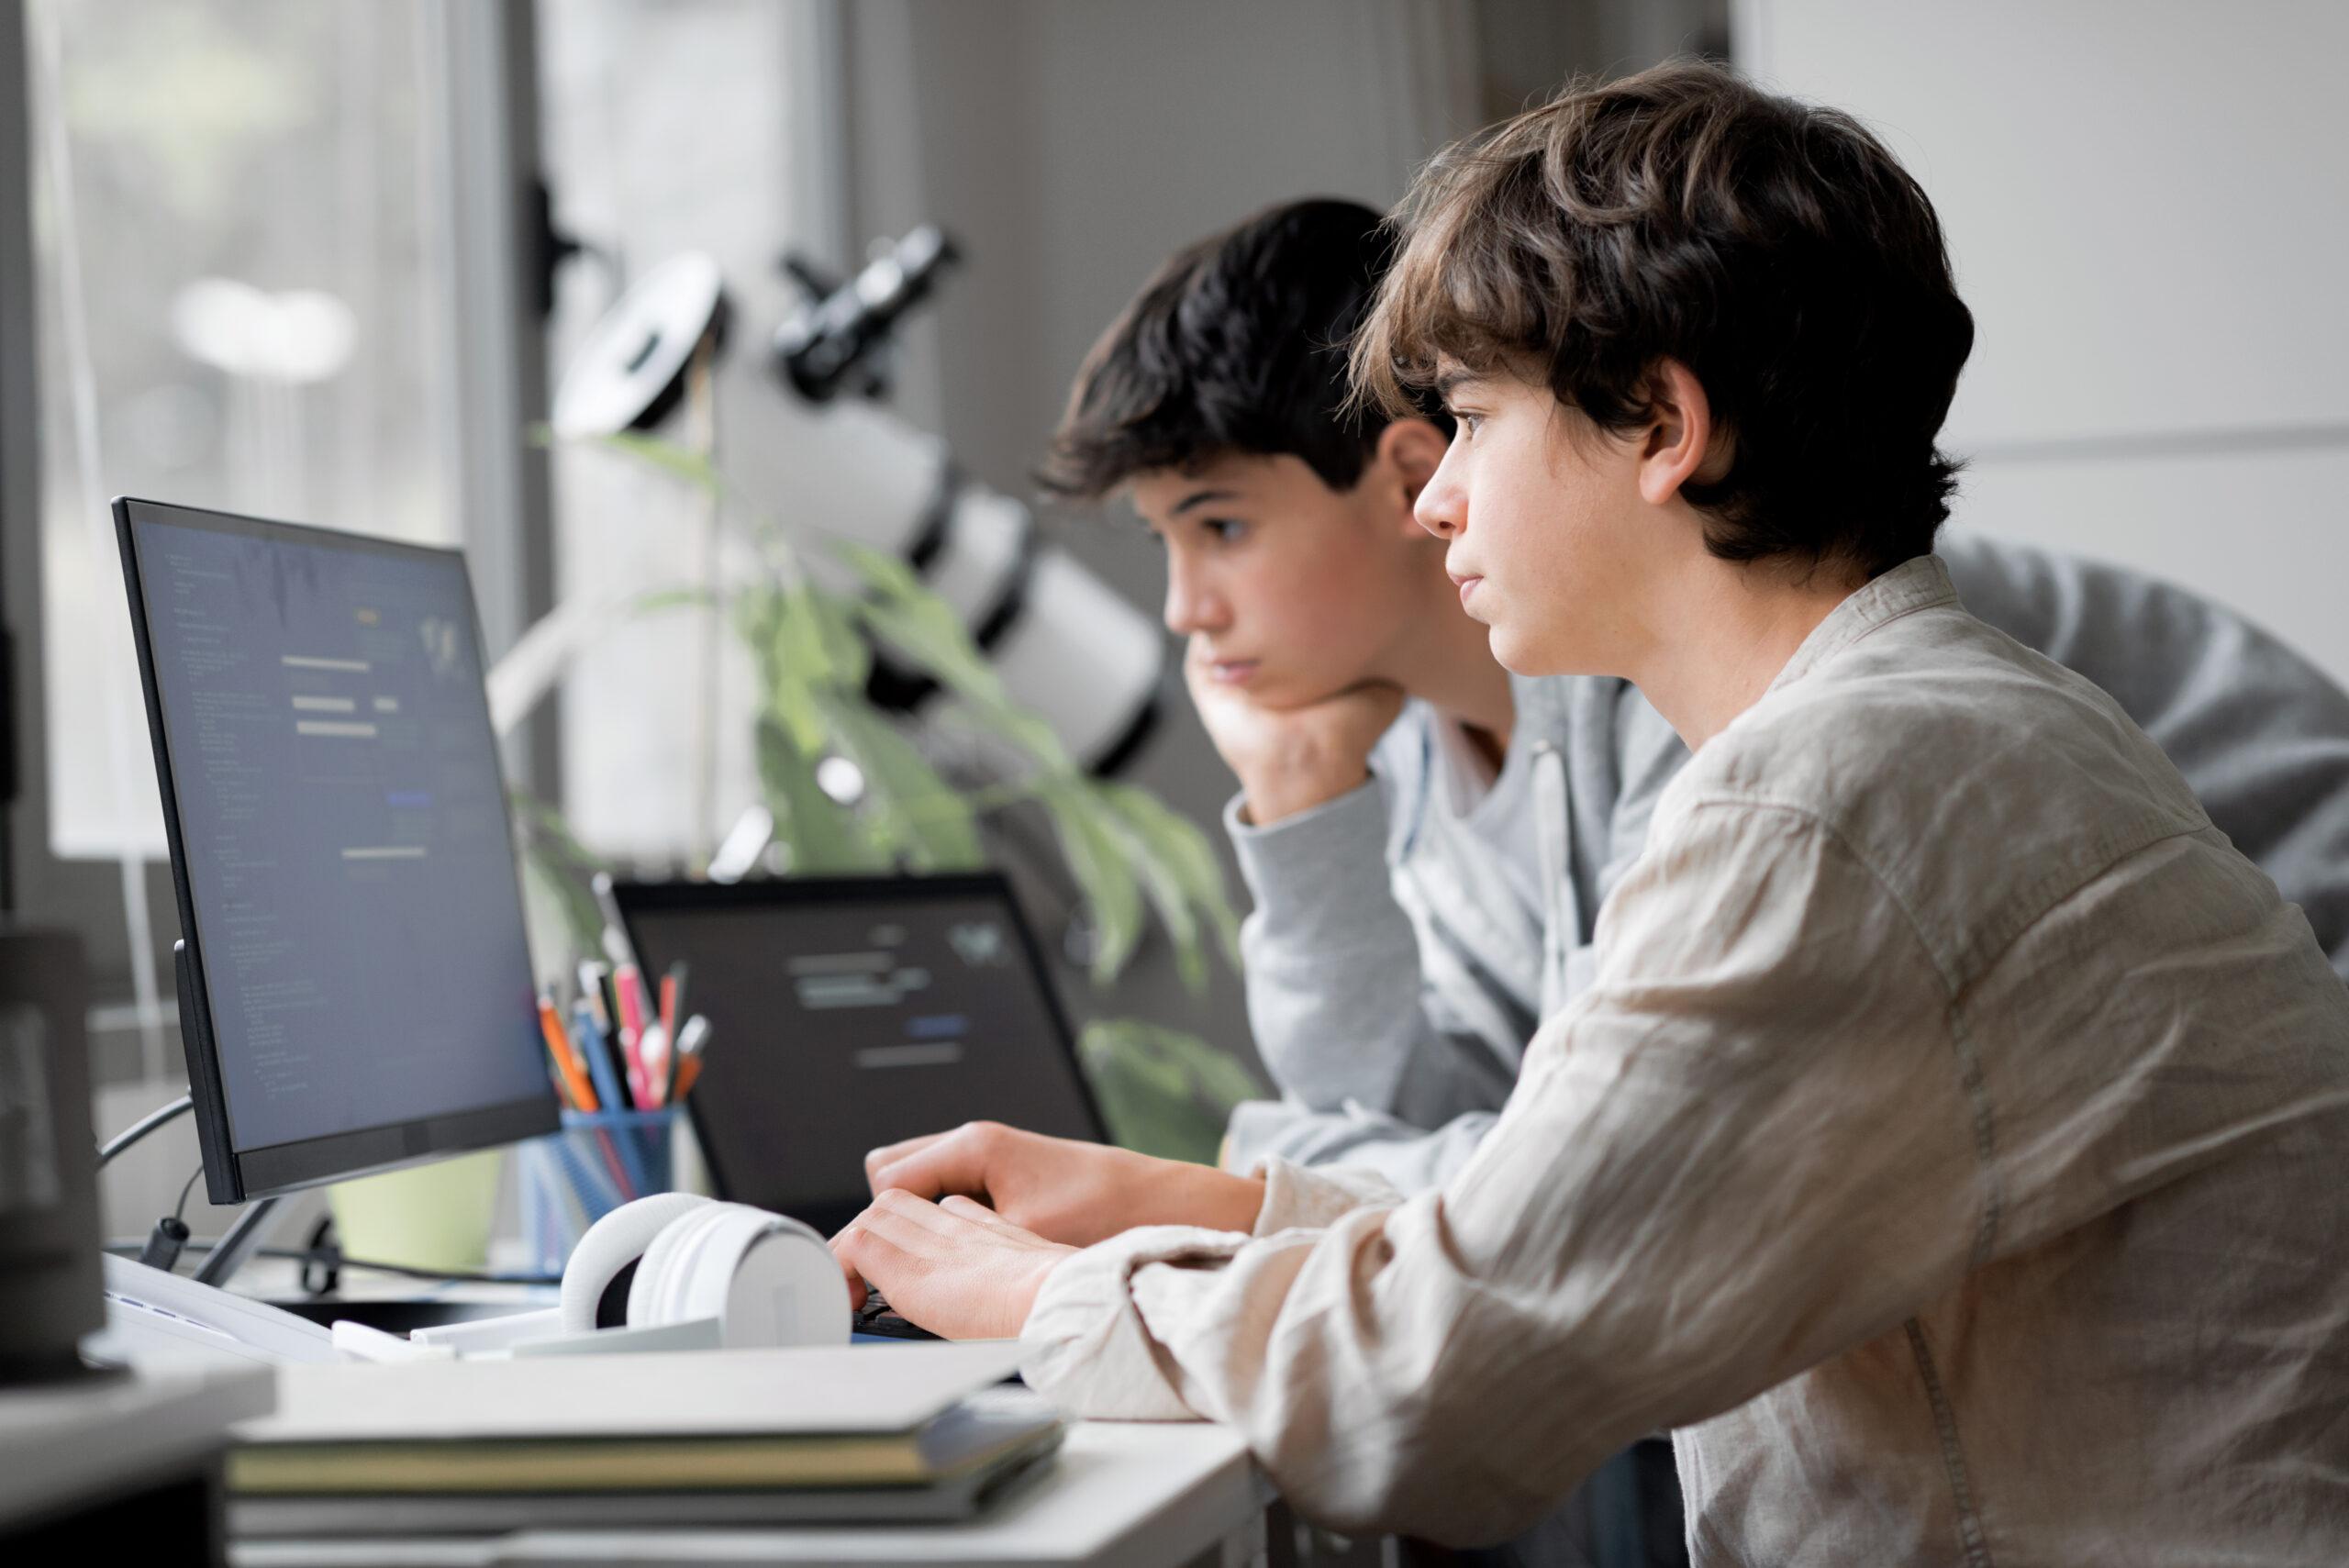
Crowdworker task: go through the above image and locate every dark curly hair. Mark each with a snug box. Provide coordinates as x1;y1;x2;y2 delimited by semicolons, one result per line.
1353;60;1975;578
1038;198;1442;500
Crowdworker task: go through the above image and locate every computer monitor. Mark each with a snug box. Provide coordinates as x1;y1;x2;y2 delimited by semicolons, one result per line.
115;497;558;1204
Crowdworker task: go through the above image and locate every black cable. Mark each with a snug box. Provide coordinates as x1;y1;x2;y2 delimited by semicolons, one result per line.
298;1217;340;1296
135;1162;206;1273
96;1091;194;1168
258;1246;562;1287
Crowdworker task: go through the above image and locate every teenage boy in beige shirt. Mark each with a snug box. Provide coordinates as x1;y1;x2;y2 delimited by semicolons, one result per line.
836;68;2349;1564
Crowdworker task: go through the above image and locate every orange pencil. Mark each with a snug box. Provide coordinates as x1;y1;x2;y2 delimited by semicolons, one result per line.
672;1014;709;1101
539;995;597;1111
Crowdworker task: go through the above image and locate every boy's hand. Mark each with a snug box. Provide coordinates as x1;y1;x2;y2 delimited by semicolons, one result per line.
832;1192;1074;1340
864;1121;1266;1247
1186;643;1405;824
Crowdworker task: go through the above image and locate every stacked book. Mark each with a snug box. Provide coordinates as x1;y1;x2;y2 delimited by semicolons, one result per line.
228;1341;1058;1538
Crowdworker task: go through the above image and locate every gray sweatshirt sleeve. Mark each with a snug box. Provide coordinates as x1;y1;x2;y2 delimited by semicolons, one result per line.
1219;781;1517;1189
1943;530;2349;979
1224;1102;1501;1194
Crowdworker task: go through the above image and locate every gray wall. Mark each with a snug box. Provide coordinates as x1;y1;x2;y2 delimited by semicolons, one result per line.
1738;0;2349;687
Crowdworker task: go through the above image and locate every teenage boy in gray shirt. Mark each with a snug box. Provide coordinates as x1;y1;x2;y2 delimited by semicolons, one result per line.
1037;198;2349;1197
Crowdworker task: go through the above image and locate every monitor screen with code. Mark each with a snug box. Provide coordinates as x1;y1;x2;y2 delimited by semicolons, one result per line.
118;498;555;1195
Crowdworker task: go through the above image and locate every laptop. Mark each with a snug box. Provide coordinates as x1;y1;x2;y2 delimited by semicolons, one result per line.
611;873;1105;1238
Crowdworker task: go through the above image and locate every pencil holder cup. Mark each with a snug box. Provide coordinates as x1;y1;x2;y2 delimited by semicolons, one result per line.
518;1106;680;1277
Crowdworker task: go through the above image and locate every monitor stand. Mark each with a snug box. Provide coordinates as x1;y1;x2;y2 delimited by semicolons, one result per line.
191;1195;282;1288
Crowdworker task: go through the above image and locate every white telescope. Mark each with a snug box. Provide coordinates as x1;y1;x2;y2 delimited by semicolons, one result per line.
501;235;1165;792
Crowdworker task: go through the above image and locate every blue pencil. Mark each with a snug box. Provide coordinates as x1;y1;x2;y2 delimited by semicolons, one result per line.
572;1000;626;1116
570;1003;651;1195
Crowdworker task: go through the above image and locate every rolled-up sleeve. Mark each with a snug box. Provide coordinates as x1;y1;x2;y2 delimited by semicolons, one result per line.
1022;800;1987;1543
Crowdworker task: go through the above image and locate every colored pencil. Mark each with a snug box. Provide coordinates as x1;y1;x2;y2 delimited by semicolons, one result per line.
538;994;596;1112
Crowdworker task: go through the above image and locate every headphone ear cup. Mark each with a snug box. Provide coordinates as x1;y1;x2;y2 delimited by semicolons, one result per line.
659;1206;776;1330
723;1217;851;1349
653;1207;849;1349
626;1201;736;1329
559;1192;713;1333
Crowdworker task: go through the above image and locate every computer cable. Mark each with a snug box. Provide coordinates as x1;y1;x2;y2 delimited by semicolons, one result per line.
135;1164;205;1273
296;1216;340;1296
95;1090;193;1169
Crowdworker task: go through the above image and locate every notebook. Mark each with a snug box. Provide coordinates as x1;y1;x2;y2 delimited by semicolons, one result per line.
228;1342;1051;1532
233;1340;1026;1446
231;1389;1061;1534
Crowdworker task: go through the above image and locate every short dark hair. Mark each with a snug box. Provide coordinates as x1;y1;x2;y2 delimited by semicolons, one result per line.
1040;198;1434;500
1353;60;1975;578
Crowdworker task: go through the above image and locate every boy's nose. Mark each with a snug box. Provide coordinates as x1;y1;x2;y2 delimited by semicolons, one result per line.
1163;565;1227;636
1415;447;1467;539
1416;480;1464;540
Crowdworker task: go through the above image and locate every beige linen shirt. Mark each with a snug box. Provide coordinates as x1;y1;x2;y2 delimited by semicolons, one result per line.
1021;556;2349;1564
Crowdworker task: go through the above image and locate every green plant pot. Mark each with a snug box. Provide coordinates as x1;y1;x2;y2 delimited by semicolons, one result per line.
326;1148;503;1273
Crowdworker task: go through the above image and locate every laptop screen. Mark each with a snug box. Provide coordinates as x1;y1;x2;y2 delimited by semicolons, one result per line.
614;875;1102;1235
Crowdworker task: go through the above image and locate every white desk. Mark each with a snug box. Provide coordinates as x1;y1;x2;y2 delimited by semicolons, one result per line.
0;1362;273;1529
230;1419;1274;1568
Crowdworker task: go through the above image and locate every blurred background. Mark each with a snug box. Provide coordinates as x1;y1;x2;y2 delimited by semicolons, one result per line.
4;0;2343;1242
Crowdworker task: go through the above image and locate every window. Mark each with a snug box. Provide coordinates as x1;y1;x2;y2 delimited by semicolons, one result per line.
15;0;543;1097
536;0;836;863
28;0;470;861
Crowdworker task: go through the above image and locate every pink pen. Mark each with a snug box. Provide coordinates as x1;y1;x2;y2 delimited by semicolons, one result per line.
640;1020;672;1109
615;962;649;1108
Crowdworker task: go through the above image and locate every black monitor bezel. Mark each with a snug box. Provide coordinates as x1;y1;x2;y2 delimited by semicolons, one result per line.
610;871;1108;1228
114;495;558;1203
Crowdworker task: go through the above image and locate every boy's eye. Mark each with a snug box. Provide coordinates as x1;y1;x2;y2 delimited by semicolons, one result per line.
1202;517;1247;544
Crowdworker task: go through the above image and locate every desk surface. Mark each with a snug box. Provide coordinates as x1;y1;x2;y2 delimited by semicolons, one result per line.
229;1419;1269;1568
0;1362;273;1528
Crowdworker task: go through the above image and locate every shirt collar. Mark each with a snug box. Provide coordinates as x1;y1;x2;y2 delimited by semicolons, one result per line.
1765;552;1958;698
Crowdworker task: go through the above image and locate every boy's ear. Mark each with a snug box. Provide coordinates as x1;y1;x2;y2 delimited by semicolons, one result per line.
1375;418;1450;521
1638;360;1728;506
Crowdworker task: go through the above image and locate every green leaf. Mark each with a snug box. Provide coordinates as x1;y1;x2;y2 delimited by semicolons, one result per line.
836;543;1076;767
630;584;711;617
587;430;721;494
779;585;838;685
1098;782;1243;973
1102;798;1203;991
769;670;826;757
813;692;985;871
747;586;845;755
1036;778;1143;985
805;584;872;689
1077;1018;1266;1163
755;717;890;873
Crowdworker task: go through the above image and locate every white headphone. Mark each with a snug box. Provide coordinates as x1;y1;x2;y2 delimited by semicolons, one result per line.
558;1193;850;1348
